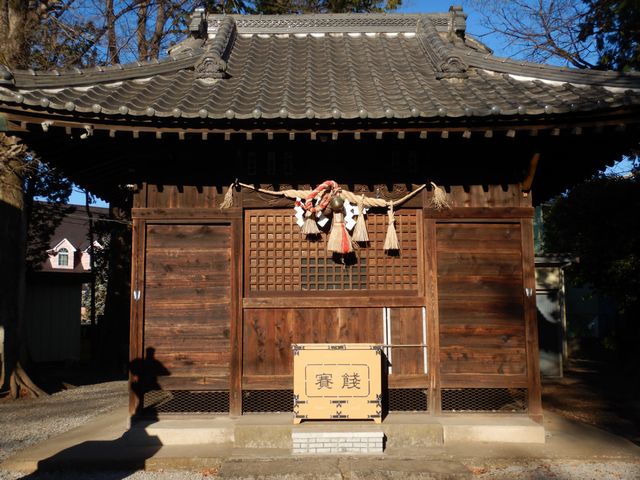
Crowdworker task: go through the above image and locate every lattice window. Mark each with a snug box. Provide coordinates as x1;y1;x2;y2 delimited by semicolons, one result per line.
246;209;420;293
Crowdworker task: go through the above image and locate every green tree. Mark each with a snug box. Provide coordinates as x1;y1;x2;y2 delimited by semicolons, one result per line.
580;0;640;71
543;165;640;367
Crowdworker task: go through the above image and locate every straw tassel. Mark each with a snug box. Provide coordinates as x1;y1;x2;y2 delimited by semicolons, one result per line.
219;183;235;209
383;204;399;251
301;211;320;235
352;196;369;243
430;182;451;210
327;212;353;254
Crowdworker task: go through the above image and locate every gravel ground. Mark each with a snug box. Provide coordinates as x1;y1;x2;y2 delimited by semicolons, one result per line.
1;377;639;479
0;381;127;463
472;460;640;479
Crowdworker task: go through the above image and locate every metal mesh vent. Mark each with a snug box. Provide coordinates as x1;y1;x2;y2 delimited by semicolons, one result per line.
143;390;229;414
441;388;527;413
242;389;293;413
388;388;429;412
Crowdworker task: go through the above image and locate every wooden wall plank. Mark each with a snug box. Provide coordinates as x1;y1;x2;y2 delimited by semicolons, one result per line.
230;217;244;415
437;221;527;389
521;217;543;422
424;219;441;413
143;223;233;395
129;218;145;416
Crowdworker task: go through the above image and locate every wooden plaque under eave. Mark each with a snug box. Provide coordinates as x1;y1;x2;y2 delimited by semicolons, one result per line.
292;343;383;424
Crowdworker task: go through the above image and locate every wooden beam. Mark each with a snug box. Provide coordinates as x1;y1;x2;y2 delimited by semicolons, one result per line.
522;152;540;194
229;217;243;415
424;219;441;414
243;296;426;309
128;218;146;417
521;218;543;423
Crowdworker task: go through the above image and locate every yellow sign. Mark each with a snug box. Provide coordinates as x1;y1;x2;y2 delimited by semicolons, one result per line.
293;344;382;424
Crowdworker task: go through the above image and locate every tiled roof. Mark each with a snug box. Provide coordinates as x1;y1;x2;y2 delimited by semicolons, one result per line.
1;9;639;123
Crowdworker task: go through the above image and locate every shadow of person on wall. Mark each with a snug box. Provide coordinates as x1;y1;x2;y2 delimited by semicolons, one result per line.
17;349;170;479
130;347;171;418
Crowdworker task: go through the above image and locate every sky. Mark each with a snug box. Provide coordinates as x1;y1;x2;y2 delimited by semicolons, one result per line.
66;1;633;206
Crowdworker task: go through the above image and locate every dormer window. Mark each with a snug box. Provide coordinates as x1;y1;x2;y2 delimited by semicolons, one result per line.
58;248;69;267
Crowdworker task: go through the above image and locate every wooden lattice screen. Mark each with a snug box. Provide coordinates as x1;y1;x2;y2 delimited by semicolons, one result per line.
246;209;421;293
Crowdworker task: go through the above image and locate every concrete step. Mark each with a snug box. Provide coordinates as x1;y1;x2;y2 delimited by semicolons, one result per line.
217;457;472;479
133;417;235;445
441;415;545;444
129;412;543;448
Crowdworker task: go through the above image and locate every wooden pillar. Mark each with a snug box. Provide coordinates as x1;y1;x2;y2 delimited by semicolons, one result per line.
521;217;543;423
128;216;146;417
424;218;441;414
229;216;243;415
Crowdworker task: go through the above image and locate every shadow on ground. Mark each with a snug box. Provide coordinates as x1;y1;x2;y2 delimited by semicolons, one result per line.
542;358;640;445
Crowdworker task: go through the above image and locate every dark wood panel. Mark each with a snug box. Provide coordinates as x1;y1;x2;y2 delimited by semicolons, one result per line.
145;303;231;324
438;299;524;324
146;224;231;249
436;252;523;276
243;296;426;309
390;307;425;375
436;224;521;253
437;275;523;299
145;282;231;303
440;346;526;375
242;375;292;390
441;373;528;388
242;307;387;378
132;207;241;220
436;221;527;386
439;325;525;348
145;251;231;279
388;374;429;388
425;207;534;219
156;375;229;390
143;223;232;392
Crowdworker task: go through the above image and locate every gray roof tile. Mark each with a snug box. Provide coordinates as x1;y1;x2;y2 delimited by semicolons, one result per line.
1;11;639;123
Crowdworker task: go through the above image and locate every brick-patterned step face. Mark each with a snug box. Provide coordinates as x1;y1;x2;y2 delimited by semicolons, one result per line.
292;431;384;454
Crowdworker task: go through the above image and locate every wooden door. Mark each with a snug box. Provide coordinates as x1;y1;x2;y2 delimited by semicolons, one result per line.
143;223;232;391
436;222;527;387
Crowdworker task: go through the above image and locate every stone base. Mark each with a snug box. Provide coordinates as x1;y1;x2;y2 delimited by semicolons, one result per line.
292;431;384;454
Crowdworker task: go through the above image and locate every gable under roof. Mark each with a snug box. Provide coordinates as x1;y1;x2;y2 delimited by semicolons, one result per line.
0;8;639;124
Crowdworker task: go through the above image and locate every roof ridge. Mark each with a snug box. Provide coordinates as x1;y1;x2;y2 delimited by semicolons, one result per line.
194;15;237;80
460;48;640;88
416;12;468;80
206;11;460;35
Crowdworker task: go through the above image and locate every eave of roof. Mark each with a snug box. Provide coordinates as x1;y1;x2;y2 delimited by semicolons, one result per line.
0;10;639;125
